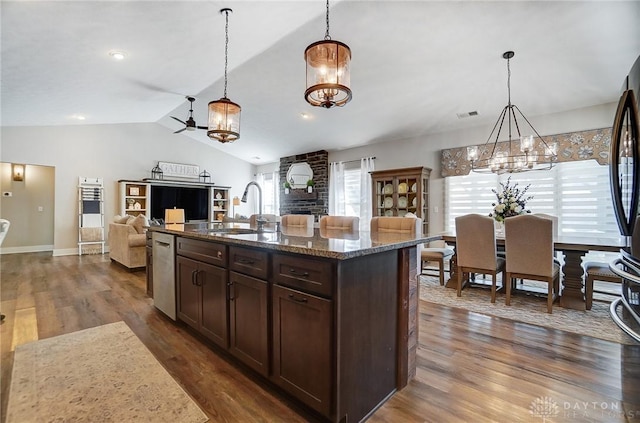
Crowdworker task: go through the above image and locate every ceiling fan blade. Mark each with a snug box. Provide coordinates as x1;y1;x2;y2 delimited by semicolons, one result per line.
171;116;186;125
197;126;208;130
174;127;186;134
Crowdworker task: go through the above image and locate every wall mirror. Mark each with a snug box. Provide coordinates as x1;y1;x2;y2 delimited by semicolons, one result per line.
286;162;313;189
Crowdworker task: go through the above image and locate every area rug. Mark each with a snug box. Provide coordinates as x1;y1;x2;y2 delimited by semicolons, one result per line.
419;275;637;345
7;321;209;423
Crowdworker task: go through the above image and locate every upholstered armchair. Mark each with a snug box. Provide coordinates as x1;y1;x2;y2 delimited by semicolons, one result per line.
108;215;147;269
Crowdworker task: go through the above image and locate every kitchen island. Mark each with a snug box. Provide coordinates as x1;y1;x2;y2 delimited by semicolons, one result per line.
149;223;435;423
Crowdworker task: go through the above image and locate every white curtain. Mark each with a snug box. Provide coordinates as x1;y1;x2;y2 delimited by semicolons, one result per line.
359;157;375;231
329;161;345;215
255;171;280;215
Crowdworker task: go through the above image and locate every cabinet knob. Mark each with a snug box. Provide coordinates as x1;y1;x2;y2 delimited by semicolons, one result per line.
217;251;222;258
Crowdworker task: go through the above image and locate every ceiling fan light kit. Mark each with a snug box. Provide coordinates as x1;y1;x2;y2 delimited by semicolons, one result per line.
208;8;241;144
304;0;352;108
171;96;207;134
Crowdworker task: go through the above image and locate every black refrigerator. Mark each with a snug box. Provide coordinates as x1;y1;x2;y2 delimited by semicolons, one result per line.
609;54;640;342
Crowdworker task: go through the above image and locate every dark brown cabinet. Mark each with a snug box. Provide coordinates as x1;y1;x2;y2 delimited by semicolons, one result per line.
229;271;268;376
272;284;332;417
176;255;229;349
176;238;229;349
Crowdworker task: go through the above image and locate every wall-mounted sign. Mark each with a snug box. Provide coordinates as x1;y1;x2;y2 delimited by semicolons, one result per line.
158;162;200;179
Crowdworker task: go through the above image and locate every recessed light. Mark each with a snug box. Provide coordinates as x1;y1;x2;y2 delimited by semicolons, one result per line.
251;156;261;160
71;114;86;121
456;111;479;119
109;50;126;61
300;112;310;119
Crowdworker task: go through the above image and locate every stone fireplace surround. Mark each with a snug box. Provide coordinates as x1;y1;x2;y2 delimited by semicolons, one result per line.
279;150;328;221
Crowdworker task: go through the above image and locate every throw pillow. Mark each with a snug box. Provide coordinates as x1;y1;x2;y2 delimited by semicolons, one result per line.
128;214;148;234
113;214;130;224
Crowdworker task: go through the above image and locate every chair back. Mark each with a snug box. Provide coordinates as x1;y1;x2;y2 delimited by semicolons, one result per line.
455;214;498;270
281;214;314;228
319;215;359;231
505;214;554;277
0;219;10;246
533;213;558;238
370;216;421;235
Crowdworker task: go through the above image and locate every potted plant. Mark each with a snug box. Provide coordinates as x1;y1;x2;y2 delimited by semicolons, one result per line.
283;181;291;194
306;179;315;193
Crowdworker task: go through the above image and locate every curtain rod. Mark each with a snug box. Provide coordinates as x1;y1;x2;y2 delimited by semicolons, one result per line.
331;156;376;165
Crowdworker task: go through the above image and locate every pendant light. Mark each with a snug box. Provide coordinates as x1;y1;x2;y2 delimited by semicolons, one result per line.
208;8;241;143
304;0;352;108
467;51;557;174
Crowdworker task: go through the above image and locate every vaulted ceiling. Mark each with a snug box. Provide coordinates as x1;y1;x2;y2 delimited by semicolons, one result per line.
2;1;639;164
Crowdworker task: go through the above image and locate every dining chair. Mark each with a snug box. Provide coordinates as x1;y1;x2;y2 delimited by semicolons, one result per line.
370;216;421;235
455;214;505;302
280;214;314;228
421;240;454;286
583;261;622;310
504;214;561;313
319;215;359;232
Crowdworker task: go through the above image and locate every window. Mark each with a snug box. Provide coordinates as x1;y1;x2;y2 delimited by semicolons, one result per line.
343;165;361;217
256;171;279;215
445;160;621;242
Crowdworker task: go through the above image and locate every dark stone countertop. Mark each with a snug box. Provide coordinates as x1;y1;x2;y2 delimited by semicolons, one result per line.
149;222;437;260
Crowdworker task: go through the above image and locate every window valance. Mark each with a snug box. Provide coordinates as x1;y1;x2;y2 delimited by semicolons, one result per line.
440;127;611;177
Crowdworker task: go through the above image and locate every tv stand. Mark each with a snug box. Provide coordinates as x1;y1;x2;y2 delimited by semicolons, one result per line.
118;180;231;223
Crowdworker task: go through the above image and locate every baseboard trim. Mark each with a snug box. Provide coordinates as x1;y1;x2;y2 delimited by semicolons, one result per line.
0;245;54;255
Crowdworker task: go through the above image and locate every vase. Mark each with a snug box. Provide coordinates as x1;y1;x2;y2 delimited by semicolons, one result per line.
284;188;290;194
494;220;505;236
307;186;313;193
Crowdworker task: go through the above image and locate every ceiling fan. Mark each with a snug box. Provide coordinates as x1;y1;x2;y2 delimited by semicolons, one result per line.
171;96;207;134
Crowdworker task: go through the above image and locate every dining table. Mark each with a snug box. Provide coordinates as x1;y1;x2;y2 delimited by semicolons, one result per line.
438;232;626;311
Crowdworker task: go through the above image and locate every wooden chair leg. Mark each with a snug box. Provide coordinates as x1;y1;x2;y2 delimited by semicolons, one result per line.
585;274;594;311
438;258;445;286
547;280;553;314
457;268;463;297
491;273;497;303
505;272;511;306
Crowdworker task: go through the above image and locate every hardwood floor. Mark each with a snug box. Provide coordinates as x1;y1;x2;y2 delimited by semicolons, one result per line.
1;252;639;422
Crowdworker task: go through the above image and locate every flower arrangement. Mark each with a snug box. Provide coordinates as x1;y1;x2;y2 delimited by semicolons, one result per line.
489;177;533;222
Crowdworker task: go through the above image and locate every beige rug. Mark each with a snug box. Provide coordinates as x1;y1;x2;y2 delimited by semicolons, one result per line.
7;321;209;423
419;275;638;345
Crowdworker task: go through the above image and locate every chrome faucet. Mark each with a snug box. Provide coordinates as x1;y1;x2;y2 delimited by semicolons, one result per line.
241;181;267;232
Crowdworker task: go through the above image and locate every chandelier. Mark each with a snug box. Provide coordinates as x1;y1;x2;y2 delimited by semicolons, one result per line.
208;8;241;143
304;0;352;108
467;51;557;174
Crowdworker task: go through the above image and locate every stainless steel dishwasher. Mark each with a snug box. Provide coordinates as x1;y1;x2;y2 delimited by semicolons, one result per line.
152;231;176;320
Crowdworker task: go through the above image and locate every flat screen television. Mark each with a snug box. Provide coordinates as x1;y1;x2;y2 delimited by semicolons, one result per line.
150;185;209;222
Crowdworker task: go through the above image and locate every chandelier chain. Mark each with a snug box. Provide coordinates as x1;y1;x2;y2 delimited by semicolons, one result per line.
324;0;331;40
223;9;229;98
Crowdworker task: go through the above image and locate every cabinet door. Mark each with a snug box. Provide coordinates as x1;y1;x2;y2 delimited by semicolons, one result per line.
176;256;200;330
272;284;332;417
229;271;268;376
199;262;229;349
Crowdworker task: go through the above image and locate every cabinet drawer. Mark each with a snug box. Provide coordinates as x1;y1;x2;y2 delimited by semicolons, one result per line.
229;246;269;279
176;237;227;267
272;254;333;297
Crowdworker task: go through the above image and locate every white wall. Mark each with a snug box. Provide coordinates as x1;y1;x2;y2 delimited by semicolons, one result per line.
0;123;255;255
